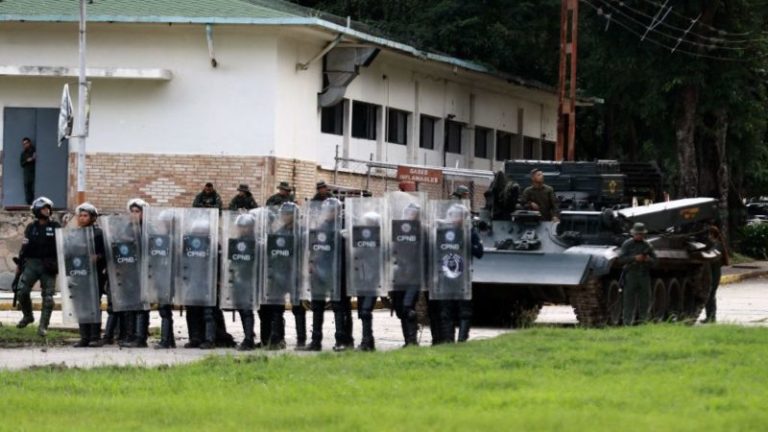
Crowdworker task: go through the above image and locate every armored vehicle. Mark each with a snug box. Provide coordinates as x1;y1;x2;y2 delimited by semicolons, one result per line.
473;160;719;327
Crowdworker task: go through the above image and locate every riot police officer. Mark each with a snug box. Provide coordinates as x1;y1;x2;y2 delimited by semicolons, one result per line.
388;194;426;347
298;198;344;351
15;197;60;336
349;208;386;351
433;203;483;343
72;202;107;347
143;208;177;349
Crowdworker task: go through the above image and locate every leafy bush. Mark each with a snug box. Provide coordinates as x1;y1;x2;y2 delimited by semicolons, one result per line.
739;223;768;259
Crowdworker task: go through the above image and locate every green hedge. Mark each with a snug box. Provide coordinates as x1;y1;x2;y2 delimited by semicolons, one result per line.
739;223;768;259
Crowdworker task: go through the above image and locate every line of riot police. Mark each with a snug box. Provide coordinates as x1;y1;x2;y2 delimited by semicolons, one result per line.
50;191;483;351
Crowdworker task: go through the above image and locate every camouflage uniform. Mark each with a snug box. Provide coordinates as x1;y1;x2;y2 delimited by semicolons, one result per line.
617;234;658;325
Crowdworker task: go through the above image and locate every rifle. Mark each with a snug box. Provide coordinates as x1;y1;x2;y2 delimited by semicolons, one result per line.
11;257;23;308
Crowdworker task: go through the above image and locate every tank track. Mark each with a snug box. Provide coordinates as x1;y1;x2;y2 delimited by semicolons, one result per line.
570;275;608;327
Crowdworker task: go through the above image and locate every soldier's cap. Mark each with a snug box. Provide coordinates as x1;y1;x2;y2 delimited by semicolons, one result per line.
278;181;291;191
205;182;214;188
237;184;250;192
630;222;648;235
530;168;543;176
455;185;470;195
316;180;328;189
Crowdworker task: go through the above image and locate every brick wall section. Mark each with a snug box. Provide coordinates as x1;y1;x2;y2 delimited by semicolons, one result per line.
68;153;269;211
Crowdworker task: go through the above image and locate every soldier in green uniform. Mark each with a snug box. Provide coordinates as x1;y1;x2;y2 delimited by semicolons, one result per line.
266;181;295;207
704;224;730;323
618;222;658;325
521;168;559;221
228;184;258;211
20;137;36;205
15;197;60;336
192;182;223;209
311;181;332;202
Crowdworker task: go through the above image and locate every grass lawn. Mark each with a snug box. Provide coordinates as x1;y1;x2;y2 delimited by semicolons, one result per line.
0;326;75;348
1;324;766;431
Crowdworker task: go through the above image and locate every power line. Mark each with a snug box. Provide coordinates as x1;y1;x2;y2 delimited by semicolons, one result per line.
582;0;766;62
596;0;750;51
635;0;761;38
608;0;767;45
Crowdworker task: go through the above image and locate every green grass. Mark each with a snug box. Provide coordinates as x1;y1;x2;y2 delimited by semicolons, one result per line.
730;252;756;265
0;326;75;347
1;325;767;431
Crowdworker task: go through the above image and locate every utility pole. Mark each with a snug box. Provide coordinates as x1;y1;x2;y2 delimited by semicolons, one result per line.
76;0;88;204
556;0;579;161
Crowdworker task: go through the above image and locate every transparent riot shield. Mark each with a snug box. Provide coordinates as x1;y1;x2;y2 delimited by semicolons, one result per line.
56;227;101;324
345;197;388;297
387;191;426;291
219;211;259;310
142;207;176;305
428;200;472;300
260;203;300;305
102;214;149;312
175;208;219;307
302;198;342;302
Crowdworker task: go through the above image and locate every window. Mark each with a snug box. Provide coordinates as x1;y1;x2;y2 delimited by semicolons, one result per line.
496;131;512;161
445;120;463;154
542;140;556;161
420;115;437;149
524;136;538;159
321;100;345;135
352;101;379;140
387;108;409;145
475;127;492;159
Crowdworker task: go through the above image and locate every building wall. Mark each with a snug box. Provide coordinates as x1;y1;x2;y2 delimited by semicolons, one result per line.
0;23;279;156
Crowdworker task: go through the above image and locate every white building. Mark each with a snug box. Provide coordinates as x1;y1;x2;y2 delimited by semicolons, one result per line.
0;0;559;210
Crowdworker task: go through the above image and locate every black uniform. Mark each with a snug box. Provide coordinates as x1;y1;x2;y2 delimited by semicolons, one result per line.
389;221;426;346
439;229;483;343
74;225;107;347
20;145;36;205
16;219;60;333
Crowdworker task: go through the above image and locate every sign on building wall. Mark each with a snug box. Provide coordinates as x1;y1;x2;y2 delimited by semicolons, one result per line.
396;165;443;185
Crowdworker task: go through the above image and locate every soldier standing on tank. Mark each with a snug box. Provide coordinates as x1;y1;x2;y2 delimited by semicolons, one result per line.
704;224;730;323
15;197;59;336
266;181;295;207
193;182;223;210
438;204;484;343
73;202;107;347
228;184;259;211
618;222;658;325
522;169;559;221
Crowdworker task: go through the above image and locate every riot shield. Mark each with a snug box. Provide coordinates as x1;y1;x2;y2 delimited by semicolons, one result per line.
175;208;219;307
56;227;101;324
302;199;342;302
345;197;388;297
429;200;472;300
387;191;426;291
260;203;300;305
102;214;148;312
142;207;176;305
219;211;259;310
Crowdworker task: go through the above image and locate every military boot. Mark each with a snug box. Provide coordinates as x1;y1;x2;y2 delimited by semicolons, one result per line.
118;312;135;345
122;312;149;348
37;299;53;337
16;296;34;328
293;307;307;348
238;313;256;351
357;318;375;352
298;309;324;352
457;319;471;342
88;324;104;348
266;311;286;351
73;324;91;348
154;318;176;349
101;313;118;345
199;308;217;350
184;310;203;349
404;313;419;347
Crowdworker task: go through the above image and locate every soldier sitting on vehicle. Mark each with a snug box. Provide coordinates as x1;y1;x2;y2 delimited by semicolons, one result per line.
266;181;295;207
522;168;559;221
228;184;258;211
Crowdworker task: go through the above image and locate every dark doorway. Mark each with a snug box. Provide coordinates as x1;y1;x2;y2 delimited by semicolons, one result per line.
3;107;69;209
